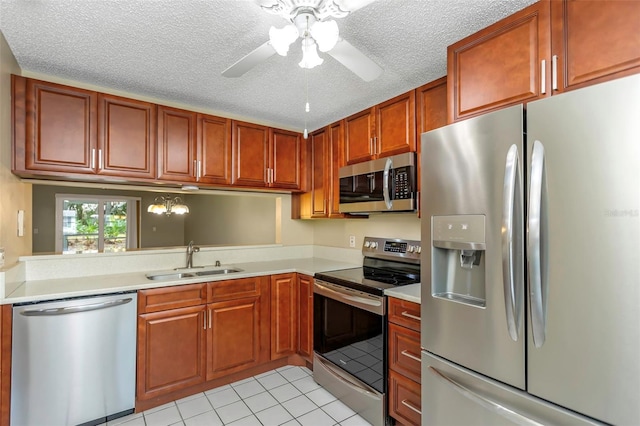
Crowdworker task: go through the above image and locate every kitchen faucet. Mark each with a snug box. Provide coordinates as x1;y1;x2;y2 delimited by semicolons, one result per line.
186;241;200;268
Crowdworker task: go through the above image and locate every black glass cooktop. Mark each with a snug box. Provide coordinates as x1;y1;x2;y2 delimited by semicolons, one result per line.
315;257;420;296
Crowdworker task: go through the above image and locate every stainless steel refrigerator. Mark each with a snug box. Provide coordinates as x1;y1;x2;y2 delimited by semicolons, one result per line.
420;74;640;425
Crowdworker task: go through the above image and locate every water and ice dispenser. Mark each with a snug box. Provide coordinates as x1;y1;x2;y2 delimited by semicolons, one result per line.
431;215;486;308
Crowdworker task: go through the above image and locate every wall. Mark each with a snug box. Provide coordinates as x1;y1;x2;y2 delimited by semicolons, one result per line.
0;31;30;266
183;192;276;246
312;213;421;249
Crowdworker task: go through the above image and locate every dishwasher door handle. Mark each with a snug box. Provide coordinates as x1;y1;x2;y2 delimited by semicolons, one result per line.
20;297;133;316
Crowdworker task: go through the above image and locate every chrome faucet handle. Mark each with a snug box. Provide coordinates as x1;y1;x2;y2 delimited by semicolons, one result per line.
215;260;221;267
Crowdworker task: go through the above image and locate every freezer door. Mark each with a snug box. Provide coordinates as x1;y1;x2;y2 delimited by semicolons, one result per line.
526;74;640;425
422;351;603;426
420;105;526;389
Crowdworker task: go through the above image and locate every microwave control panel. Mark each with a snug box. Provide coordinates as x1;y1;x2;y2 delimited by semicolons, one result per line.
393;166;413;199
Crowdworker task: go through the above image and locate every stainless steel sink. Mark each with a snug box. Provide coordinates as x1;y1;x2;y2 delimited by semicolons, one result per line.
146;268;243;281
146;272;196;281
195;268;243;276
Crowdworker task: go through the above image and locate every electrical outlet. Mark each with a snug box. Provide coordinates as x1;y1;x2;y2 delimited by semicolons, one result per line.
349;235;356;248
0;248;4;267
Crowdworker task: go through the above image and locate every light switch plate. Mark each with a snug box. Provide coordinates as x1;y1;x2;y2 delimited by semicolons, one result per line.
0;248;5;267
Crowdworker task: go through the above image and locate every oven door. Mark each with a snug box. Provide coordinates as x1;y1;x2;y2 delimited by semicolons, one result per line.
313;279;386;393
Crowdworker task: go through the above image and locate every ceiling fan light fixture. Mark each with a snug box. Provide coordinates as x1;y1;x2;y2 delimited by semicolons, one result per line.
309;19;339;52
299;37;323;69
269;24;299;56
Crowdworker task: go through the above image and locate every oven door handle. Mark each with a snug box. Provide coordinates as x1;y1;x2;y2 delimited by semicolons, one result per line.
314;281;385;315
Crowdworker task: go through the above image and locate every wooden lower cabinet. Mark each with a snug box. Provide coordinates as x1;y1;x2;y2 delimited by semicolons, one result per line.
137;305;207;400
388;297;421;426
270;274;298;360
297;274;313;361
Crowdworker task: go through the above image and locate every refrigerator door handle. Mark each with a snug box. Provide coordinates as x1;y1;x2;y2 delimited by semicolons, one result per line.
428;366;544;426
383;157;393;209
502;144;523;341
528;140;548;348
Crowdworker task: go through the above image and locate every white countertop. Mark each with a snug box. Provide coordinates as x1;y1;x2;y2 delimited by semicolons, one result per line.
385;283;421;304
4;257;359;304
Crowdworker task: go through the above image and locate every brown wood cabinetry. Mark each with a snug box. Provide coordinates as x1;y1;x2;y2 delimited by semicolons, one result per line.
448;1;551;122
448;0;640;121
13;75;97;176
198;114;232;185
270;274;298;359
550;0;640;93
345;91;416;164
297;274;313;361
157;106;197;182
206;276;270;380
388;297;421;426
98;94;156;179
232;121;302;190
136;284;208;401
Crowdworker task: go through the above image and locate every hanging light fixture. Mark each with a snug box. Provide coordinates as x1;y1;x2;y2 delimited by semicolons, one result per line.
268;10;340;71
147;195;190;216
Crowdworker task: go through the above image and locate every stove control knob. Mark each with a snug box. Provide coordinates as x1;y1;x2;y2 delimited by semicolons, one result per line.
364;241;371;248
417;246;422;254
408;245;415;253
370;242;378;249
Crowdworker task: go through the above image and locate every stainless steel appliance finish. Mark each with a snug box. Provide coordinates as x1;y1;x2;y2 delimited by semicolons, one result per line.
314;237;421;426
339;152;417;213
420;74;640;425
11;293;137;426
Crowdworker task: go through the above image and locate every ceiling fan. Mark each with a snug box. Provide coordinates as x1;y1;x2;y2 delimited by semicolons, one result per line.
221;0;383;82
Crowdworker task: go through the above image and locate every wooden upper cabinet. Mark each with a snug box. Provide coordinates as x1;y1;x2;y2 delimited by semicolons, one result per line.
98;94;156;179
309;128;329;217
157;106;197;182
328;121;345;217
345;90;416;165
270;273;298;360
232;121;270;187
448;1;551;122
198;114;232;185
375;90;416;157
551;0;640;93
13;75;97;175
344;108;375;164
270;128;302;190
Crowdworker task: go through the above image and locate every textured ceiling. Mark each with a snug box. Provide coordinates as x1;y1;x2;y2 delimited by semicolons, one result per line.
0;0;536;133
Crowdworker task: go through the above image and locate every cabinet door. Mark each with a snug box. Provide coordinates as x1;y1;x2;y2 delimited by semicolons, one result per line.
206;296;263;380
232;121;269;187
328;121;345;217
448;1;551;122
389;370;421;426
198;114;232;185
271;273;298;359
98;94;156;179
375;90;416;158
551;0;640;93
270;128;302;190
157;106;197;182
137;305;206;401
344;108;375;164
297;274;313;360
18;76;97;174
310;129;329;217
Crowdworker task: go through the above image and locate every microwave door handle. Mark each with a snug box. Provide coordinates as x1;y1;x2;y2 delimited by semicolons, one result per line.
383;158;393;209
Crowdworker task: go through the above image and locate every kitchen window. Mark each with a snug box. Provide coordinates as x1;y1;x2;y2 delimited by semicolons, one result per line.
55;194;140;254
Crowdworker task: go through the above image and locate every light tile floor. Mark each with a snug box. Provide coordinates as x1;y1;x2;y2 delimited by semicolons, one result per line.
105;366;373;426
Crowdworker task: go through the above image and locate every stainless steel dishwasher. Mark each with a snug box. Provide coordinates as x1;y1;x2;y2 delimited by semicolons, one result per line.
11;292;137;426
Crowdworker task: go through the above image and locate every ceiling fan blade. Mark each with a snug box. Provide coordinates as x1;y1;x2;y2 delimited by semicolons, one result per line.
328;38;382;82
221;41;276;78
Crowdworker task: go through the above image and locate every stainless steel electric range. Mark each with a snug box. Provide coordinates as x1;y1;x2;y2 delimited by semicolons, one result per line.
312;237;421;426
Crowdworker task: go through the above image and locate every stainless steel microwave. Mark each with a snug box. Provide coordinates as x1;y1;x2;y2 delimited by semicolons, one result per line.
339;152;417;214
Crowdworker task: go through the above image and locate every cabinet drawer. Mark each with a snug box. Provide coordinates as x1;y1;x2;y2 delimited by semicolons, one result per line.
388;297;421;331
389;370;421;426
208;277;264;303
388;323;421;383
138;284;207;313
